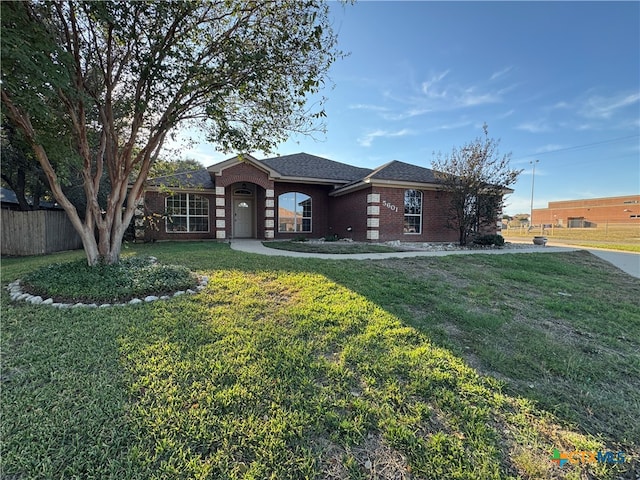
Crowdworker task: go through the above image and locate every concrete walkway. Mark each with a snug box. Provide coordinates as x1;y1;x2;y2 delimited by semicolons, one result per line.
579;249;640;279
229;240;640;278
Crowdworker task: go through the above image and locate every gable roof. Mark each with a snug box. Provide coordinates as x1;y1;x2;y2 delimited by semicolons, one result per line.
365;160;440;184
145;152;512;195
259;153;372;182
145;169;215;189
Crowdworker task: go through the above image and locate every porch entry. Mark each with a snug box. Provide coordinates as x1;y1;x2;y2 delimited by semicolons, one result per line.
233;199;253;237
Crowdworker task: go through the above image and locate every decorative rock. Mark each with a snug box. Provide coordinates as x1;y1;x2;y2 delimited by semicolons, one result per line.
7;273;203;308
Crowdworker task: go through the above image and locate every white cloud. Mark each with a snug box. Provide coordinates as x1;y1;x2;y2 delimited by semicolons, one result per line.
497;109;515;119
490;66;513;81
516;121;550;133
458;88;501;107
421;70;450;97
428;120;472;131
581;92;640;119
357;128;414;147
535;144;566;154
348;104;390;112
381;108;431;121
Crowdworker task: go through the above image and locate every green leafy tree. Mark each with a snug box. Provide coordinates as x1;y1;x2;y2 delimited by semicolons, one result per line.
1;1;341;265
432;124;522;246
147;158;203;180
1;118;50;210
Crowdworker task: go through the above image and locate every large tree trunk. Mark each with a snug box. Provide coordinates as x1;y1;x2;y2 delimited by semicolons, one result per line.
2;91;126;266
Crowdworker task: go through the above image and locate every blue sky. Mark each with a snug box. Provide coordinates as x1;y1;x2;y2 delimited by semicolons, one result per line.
177;1;639;216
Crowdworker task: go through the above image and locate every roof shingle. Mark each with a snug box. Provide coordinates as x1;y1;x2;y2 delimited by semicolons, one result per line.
365;160;441;184
259;153;372;182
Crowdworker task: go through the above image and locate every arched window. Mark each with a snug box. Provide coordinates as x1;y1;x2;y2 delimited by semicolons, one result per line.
278;192;311;232
166;193;209;233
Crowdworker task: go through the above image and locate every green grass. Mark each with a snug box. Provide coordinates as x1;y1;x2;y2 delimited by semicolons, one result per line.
21;255;198;303
569;243;640;252
504;224;640;252
2;241;638;479
263;240;401;254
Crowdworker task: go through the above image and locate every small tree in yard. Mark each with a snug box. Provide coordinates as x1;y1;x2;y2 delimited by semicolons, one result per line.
1;1;341;265
432;124;522;246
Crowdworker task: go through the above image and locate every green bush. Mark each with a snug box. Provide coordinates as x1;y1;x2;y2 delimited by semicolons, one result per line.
21;256;198;303
472;234;505;247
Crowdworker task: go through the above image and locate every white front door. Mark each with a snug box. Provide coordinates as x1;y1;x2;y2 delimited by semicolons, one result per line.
234;199;253;238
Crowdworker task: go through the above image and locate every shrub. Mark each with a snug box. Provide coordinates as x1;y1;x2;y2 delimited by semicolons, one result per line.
21;256;198;303
323;234;339;242
472;234;505;247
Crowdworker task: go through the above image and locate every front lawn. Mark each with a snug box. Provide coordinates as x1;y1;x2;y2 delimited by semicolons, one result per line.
263;240;402;254
2;242;638;479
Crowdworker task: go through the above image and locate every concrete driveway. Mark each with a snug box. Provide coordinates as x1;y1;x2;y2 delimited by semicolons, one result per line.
584;249;640;278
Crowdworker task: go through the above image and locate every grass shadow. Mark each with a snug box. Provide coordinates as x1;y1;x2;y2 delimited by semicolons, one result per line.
2;242;638;479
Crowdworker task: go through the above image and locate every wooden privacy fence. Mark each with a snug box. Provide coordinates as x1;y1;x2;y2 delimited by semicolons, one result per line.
1;209;82;256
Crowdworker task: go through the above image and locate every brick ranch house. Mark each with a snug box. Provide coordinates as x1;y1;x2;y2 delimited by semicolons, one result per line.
136;153;509;243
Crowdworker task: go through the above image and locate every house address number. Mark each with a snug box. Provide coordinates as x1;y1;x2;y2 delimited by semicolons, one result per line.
382;200;398;212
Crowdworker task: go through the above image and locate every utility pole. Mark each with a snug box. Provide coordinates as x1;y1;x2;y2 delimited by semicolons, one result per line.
529;159;539;230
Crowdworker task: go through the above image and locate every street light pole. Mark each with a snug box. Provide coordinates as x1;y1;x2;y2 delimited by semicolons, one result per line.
529;159;539;230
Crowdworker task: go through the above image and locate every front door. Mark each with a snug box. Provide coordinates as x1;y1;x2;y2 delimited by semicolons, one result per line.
234;199;253;237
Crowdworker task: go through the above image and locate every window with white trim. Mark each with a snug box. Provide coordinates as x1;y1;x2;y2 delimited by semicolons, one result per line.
165;193;209;233
404;189;422;234
278;192;311;232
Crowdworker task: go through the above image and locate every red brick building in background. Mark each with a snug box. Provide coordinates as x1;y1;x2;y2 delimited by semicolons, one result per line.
531;195;640;228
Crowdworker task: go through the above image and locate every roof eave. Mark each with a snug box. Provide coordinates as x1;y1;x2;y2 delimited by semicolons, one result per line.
331;178;448;196
207;154;279;177
142;185;213;194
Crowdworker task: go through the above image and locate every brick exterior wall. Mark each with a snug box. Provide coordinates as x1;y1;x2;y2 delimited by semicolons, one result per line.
328;189;369;241
212;163;274;239
372;187;460;242
141;190;217;242
273;183;333;239
140;161;503;242
532;195;640;227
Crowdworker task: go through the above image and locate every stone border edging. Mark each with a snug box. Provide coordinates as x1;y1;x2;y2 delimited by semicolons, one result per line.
5;275;209;309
